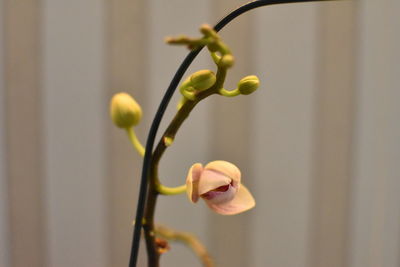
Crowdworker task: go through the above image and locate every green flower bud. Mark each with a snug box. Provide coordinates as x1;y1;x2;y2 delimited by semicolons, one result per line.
200;24;218;40
110;92;142;128
219;54;234;69
190;70;216;91
238;75;260;95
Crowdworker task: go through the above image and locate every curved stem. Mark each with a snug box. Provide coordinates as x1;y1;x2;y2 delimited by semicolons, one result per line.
210;51;221;64
182;91;196;101
143;66;226;266
219;87;240;97
155;225;215;267
156;183;187;195
151;67;226;173
126;128;145;157
126;127;186;196
180;86;196;101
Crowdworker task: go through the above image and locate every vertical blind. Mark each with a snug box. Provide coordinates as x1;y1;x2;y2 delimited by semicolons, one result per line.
1;1;399;267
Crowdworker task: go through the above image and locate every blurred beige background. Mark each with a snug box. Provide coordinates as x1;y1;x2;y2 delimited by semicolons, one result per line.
1;0;400;267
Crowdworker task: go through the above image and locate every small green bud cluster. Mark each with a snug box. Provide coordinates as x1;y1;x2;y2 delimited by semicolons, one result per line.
167;24;234;70
200;24;234;69
168;24;261;108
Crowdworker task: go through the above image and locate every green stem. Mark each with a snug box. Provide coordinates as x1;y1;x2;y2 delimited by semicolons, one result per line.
126;128;145;157
180;87;196;101
219;87;240;97
177;97;187;110
210;52;221;65
156;183;187;195
143;66;227;267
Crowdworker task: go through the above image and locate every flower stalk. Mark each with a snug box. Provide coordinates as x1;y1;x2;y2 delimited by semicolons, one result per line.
137;24;259;265
111;24;260;266
123;1;348;266
126;128;145;157
144;62;229;266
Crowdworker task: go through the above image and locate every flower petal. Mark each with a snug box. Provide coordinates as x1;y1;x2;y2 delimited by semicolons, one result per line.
205;160;241;184
198;169;231;195
205;184;255;215
201;183;237;204
186;163;203;203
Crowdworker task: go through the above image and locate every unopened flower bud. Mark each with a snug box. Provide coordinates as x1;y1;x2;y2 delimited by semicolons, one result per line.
110;92;142;128
200;24;213;36
238;75;260;95
219;54;234;69
190;70;216;91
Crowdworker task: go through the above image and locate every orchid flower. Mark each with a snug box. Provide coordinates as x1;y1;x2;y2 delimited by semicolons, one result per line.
186;160;255;215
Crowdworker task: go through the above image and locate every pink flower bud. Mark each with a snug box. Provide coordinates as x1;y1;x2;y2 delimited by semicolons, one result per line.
186;161;255;215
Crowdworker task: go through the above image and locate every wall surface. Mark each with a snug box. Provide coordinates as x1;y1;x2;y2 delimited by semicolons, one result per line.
251;4;318;267
350;1;400;267
42;1;108;266
0;1;10;266
1;1;399;267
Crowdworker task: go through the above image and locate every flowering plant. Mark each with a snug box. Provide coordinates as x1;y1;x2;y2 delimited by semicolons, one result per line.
109;0;345;266
111;24;258;266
